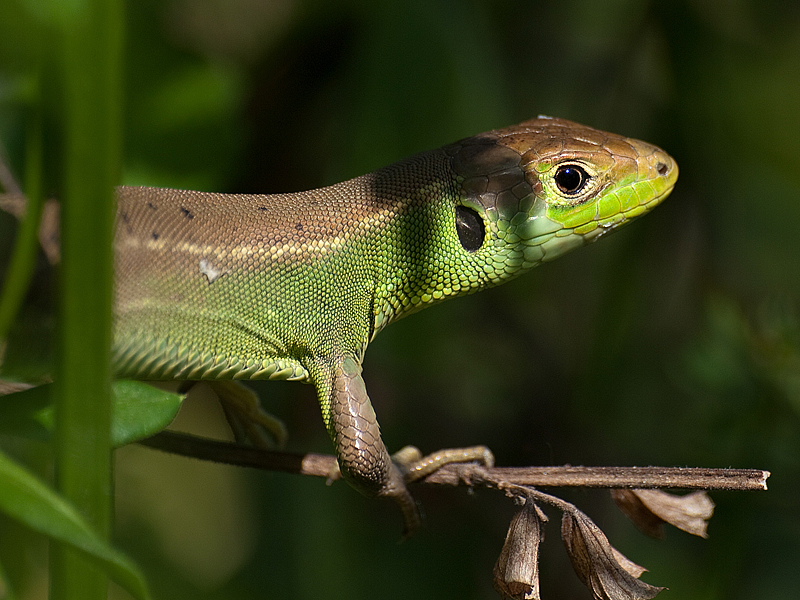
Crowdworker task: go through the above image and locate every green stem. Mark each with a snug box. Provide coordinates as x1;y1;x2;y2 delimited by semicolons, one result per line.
51;0;124;599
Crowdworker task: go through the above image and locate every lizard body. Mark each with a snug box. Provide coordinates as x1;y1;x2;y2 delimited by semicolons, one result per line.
113;116;678;530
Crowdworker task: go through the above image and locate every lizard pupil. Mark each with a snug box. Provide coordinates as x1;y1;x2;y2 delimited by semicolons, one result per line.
554;165;588;195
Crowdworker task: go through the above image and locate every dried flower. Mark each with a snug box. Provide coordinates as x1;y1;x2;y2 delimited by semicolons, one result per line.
561;508;665;600
611;489;714;538
493;501;547;599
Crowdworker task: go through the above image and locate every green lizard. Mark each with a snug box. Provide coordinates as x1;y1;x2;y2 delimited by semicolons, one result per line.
113;116;678;533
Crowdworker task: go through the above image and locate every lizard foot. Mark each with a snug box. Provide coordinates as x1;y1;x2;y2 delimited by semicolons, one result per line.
393;444;495;483
207;380;288;449
388;444;494;538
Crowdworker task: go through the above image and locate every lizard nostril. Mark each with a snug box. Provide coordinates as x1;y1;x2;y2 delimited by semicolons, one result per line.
657;162;669;176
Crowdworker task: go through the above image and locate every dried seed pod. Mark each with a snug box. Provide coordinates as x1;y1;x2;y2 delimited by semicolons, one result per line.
561;508;665;600
612;489;714;538
493;501;547;600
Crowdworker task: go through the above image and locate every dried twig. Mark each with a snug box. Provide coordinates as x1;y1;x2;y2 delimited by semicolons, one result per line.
140;430;769;492
425;464;769;491
141;429;768;599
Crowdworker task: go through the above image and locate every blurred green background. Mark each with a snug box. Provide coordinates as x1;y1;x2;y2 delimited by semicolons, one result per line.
1;0;799;598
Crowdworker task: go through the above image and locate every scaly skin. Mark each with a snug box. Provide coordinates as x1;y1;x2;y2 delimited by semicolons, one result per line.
113;116;678;532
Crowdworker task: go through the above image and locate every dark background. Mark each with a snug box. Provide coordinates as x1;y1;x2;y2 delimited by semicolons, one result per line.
1;0;798;598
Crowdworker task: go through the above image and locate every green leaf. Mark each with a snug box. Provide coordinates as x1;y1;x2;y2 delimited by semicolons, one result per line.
0;448;150;600
110;380;184;446
0;381;183;447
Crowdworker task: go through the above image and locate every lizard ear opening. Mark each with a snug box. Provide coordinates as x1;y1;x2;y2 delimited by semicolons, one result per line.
455;205;485;252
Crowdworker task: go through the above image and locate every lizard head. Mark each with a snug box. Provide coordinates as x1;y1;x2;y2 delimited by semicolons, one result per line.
447;116;678;283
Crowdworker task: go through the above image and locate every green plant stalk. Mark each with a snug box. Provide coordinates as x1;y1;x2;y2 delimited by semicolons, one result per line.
51;0;124;598
0;91;43;343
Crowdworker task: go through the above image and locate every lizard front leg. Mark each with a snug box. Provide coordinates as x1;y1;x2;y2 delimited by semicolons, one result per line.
312;354;493;537
314;355;421;536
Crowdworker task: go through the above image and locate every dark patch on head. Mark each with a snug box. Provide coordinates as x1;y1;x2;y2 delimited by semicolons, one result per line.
258;206;268;211
295;222;303;231
147;202;157;210
450;140;521;179
180;207;194;219
462;176;488;197
152;232;160;240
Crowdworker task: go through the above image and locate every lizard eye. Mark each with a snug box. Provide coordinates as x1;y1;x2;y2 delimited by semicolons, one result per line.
554;164;589;195
455;205;485;252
